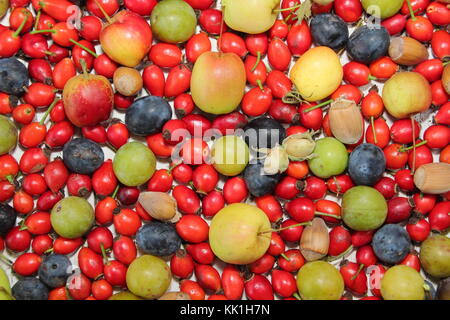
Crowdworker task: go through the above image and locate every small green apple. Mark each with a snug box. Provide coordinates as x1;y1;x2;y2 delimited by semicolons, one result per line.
209;203;271;265
362;0;404;19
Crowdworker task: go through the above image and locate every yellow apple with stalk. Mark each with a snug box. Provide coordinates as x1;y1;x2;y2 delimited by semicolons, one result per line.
222;0;280;34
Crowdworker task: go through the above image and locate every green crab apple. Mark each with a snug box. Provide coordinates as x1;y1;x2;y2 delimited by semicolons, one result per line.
420;235;450;278
209;203;271;265
50;196;94;239
382;72;432;119
150;0;197;44
297;261;344;300
100;10;152;67
0;266;12;300
307;137;348;179
0;115;17;155
191;51;246;115
362;0;404;19
223;0;279;34
381;265;425;300
342;186;388;231
126;255;171;299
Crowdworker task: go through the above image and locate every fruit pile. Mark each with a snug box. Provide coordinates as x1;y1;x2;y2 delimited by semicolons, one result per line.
0;0;449;301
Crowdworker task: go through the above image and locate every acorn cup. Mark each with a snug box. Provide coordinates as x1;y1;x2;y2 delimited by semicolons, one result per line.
329;99;364;145
138;191;182;223
300;218;330;261
442;64;450;95
388;36;428;66
413;163;450;195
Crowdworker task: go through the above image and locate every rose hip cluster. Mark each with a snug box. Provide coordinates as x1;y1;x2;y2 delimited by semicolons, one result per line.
0;0;449;301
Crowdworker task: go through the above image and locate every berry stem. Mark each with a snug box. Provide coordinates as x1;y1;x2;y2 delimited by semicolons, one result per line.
94;0;113;24
350;263;365;281
111;184;120;199
69;39;98;58
258;221;312;235
29;29;56;34
251;51;261;73
13;12;29;38
40;98;60;125
371;116;378;145
406;0;416;21
303;99;334;113
33;9;41;31
315;211;341;220
273;3;301;12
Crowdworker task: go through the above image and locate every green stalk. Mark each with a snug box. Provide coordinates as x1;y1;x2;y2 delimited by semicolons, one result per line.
111;184;120;199
399;140;428;152
29;29;56;34
69;39;98;58
315;211;341;220
40;98;60;125
33;9;41;31
273;3;302;12
12;12;29;38
406;0;416;21
303;99;334;113
251;51;261;73
94;0;113;24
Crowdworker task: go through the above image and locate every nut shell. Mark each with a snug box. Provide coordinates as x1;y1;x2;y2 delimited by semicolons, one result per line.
138;192;181;223
329;99;364;145
300;218;330;261
389;37;428;66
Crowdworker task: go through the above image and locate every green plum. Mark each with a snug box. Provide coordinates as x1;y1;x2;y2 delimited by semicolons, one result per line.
342;186;387;231
51;196;94;239
113;142;156;187
211;135;249;176
0;266;12;300
420;235;450;278
108;291;144;300
296;261;344;300
362;0;404;19
150;0;197;44
307;137;348;179
126;255;171;299
0;115;18;155
381;265;425;300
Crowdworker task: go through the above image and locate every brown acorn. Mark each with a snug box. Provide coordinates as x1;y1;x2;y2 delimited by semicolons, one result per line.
300;218;330;261
413;163;450;194
388;36;428;66
113;67;143;96
138;192;181;223
329;99;364;145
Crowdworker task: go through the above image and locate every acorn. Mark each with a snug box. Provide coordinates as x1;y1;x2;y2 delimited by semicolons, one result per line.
388;36;428;66
442;64;450;95
137;192;181;223
329;99;364;145
413;163;450;194
300;218;330;261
